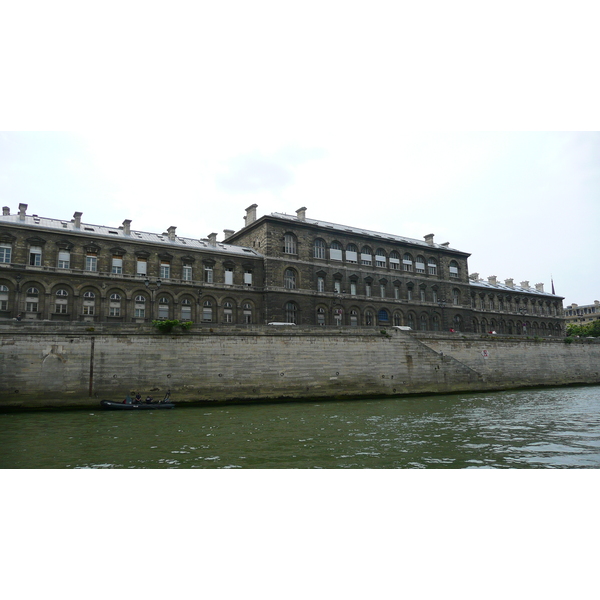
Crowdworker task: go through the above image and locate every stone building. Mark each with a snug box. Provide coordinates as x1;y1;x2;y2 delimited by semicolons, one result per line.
564;301;600;326
0;203;264;324
0;203;564;334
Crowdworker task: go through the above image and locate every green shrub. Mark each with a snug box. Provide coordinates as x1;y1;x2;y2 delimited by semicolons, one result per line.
152;319;192;333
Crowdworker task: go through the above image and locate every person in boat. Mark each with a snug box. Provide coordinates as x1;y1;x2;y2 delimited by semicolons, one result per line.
134;392;142;403
145;395;153;404
124;394;133;404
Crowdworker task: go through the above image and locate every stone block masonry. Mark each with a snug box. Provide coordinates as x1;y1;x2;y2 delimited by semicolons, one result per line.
1;323;599;408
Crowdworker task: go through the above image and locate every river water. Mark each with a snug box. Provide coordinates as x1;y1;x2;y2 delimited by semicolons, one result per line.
1;385;599;468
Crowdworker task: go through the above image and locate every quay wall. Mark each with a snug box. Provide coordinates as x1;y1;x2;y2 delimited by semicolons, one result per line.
1;323;599;408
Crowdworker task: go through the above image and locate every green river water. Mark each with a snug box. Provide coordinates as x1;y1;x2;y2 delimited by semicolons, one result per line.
1;385;599;468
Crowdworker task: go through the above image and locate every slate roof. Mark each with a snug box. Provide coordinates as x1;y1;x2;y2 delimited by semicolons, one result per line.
469;278;558;298
0;212;262;258
270;212;468;254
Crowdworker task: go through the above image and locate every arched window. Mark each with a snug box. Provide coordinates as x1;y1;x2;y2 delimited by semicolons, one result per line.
317;307;326;326
109;293;122;317
453;289;460;305
403;253;413;272
243;302;253;324
346;244;358;263
26;287;39;313
375;249;386;268
390;251;400;270
223;301;234;323
313;238;326;259
361;246;372;266
432;315;440;331
134;295;146;318
449;260;459;278
82;291;95;316
453;315;462;331
285;302;298;324
365;310;373;326
0;285;9;311
350;309;358;327
55;289;68;314
330;241;343;261
158;296;170;319
393;312;402;326
284;269;296;290
202;300;213;322
407;313;415;329
427;258;437;275
378;309;389;323
415;256;426;274
181;298;192;321
420;314;428;330
284;233;297;254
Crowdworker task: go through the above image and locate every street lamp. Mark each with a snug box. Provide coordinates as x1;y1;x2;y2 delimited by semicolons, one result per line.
333;289;345;326
144;278;161;319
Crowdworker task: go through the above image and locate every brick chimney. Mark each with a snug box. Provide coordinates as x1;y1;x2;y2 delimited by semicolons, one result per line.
424;233;434;246
223;229;235;240
505;278;514;288
245;204;258;226
18;203;27;221
73;211;82;228
535;283;544;292
296;207;307;221
2;207;9;216
167;226;176;241
208;232;218;247
488;275;497;285
122;219;132;235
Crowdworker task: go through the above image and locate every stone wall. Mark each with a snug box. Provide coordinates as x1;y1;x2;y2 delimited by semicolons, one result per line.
1;323;599;408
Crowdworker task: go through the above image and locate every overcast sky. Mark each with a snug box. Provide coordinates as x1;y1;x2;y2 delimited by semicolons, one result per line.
1;3;598;307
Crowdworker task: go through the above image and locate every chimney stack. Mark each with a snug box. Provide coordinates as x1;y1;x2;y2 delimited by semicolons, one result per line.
535;283;544;292
469;273;479;281
73;211;82;228
167;226;177;242
122;219;131;235
441;242;450;247
2;207;9;216
223;229;235;240
296;207;307;221
488;275;497;285
18;203;27;221
424;233;434;246
520;281;529;289
505;278;514;288
208;232;218;247
245;204;258;226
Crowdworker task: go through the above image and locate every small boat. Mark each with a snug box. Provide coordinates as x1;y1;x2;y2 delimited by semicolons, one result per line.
100;393;175;410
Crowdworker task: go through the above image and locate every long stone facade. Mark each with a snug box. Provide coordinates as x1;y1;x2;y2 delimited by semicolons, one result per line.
0;203;564;334
0;323;597;408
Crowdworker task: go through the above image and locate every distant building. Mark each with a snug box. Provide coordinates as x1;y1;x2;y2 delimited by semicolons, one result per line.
0;203;565;335
564;301;600;326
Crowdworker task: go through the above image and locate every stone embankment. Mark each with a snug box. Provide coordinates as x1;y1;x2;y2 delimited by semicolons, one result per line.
1;322;599;408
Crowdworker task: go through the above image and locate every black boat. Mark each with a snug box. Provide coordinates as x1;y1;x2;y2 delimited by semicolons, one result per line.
100;393;175;410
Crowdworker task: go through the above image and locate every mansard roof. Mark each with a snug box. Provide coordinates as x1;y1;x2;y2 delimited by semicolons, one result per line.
0;212;262;259
269;212;469;255
469;278;560;299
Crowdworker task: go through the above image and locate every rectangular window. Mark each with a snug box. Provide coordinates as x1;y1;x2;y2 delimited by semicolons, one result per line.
380;284;385;298
346;251;358;263
407;289;413;301
420;289;426;301
415;261;426;274
365;284;372;297
136;259;147;276
205;267;213;283
0;244;11;264
361;253;372;265
83;305;95;315
160;261;170;279
428;262;437;275
29;246;42;266
432;290;438;303
350;282;357;296
390;257;400;268
203;307;212;321
58;251;70;269
376;258;386;268
330;248;343;261
85;255;97;272
0;300;7;311
317;277;325;293
394;287;400;300
225;268;233;285
56;303;68;314
182;264;192;281
449;266;459;277
181;306;192;320
26;301;38;312
244;270;253;286
134;307;145;318
334;280;341;293
109;307;121;317
224;310;233;323
112;257;123;274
